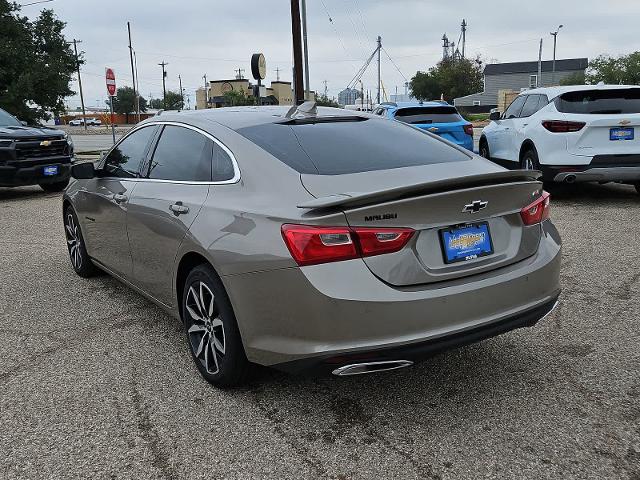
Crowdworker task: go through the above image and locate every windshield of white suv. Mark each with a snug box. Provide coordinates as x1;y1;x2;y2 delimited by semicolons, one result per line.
0;108;21;127
556;88;640;114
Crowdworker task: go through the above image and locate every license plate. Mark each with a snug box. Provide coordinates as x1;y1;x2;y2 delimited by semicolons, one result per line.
610;127;634;141
440;223;493;264
43;165;58;176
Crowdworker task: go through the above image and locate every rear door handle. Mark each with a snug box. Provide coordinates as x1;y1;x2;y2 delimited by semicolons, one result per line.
113;193;128;203
169;202;189;215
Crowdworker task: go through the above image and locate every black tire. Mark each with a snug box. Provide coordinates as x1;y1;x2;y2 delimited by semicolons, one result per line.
479;138;490;159
635;183;640;195
40;179;69;192
64;206;100;277
521;148;541;172
182;264;250;387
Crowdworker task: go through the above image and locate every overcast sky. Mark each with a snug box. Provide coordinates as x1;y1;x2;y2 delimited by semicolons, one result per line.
20;0;640;109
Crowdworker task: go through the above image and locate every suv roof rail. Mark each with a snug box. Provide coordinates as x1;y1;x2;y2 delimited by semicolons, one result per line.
380;102;397;107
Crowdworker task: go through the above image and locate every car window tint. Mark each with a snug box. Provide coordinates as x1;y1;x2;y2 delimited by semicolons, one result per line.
394;106;461;124
503;96;527;119
556;88;640;114
148;126;212;182
212;143;235;181
520;95;542;118
103;126;156;178
236;118;469;175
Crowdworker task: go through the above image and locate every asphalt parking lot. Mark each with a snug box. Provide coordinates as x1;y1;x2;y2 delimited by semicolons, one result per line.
1;182;639;480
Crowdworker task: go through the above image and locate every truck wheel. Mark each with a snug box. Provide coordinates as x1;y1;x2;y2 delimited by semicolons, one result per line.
40;180;69;192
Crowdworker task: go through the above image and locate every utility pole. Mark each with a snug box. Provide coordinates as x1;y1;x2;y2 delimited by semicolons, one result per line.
203;74;208;109
133;49;140;117
127;22;140;123
376;36;382;105
71;39;87;131
360;80;364;109
442;34;450;61
301;0;310;100
275;67;281;82
290;0;305;105
538;38;543;88
235;68;245;79
178;74;183;109
550;25;563;85
322;80;328;98
158;61;168;109
461;19;467;58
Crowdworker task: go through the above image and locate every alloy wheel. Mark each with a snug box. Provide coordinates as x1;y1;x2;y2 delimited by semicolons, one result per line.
65;212;82;270
186;281;226;375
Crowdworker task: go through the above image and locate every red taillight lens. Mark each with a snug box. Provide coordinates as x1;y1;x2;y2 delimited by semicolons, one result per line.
353;227;415;258
542;120;586;133
520;191;551;225
281;225;414;266
463;123;474;136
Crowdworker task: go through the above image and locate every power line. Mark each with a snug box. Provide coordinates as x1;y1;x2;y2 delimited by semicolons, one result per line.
382;47;408;82
19;0;53;6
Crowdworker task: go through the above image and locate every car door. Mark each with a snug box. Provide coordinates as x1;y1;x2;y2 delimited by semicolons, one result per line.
126;124;234;306
511;95;544;157
491;95;527;163
80;125;158;278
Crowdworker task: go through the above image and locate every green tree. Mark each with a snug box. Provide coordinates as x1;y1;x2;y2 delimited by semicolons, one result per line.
559;71;586;86
315;94;339;107
410;56;484;103
586;52;640;84
0;1;78;123
222;90;255;106
111;86;147;124
149;90;184;110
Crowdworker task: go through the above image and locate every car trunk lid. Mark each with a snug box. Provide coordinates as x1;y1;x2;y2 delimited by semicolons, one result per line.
300;162;543;286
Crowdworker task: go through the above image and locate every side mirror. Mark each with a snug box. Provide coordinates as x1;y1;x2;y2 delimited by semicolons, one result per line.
489;111;502;121
71;162;96;179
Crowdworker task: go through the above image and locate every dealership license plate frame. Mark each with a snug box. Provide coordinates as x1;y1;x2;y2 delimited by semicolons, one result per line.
610;127;634;141
439;222;494;264
43;165;58;176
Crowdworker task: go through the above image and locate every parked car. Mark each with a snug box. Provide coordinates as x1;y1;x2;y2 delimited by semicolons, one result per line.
63;105;561;387
68;118;85;126
0;107;73;191
373;101;474;151
480;85;640;193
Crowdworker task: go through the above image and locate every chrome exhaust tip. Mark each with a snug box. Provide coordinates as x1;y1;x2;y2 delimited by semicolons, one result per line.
332;360;414;376
564;174;577;184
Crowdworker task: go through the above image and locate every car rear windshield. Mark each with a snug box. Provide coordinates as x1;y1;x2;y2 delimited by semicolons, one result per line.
394;106;462;124
555;88;640;114
0;109;21;127
236;118;469;175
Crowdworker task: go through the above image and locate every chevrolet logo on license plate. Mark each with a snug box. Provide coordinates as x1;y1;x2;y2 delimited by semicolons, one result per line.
40;140;52;147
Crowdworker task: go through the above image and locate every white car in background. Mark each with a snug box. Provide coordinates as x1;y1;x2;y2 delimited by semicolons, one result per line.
68;117;102;126
479;85;640;193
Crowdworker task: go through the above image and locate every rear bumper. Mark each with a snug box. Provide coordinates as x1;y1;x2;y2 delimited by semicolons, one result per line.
543;154;640;183
0;160;71;187
224;220;562;371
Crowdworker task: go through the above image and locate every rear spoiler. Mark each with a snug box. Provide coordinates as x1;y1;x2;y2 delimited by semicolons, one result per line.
297;170;542;210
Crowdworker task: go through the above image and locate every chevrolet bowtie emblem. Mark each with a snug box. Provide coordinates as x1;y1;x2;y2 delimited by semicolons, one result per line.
40;140;52;147
619;119;631;126
428;127;439;132
463;200;488;214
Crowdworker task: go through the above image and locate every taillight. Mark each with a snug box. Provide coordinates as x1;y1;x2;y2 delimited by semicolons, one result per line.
463;123;474;136
520;191;551;225
281;224;414;266
542;120;585;133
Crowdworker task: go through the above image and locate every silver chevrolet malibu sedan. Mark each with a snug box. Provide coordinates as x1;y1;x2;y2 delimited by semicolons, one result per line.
63;105;561;387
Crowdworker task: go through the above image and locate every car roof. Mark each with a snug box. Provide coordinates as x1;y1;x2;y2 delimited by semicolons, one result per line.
382;101;453;110
141;105;368;131
524;84;640;100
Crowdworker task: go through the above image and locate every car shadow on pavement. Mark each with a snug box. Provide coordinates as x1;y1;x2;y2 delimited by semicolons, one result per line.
545;181;638;203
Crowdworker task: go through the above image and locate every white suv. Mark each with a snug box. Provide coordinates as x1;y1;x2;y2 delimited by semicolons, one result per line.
480;85;640;193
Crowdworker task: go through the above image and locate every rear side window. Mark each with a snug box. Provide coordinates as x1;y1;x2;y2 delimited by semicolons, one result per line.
104;125;156;178
556;88;640;114
148;125;212;181
394;106;461;124
237;118;468;175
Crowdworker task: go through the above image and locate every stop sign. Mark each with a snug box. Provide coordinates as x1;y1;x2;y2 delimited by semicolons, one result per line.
105;68;116;96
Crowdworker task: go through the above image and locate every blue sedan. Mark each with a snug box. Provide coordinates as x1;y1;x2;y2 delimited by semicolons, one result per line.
373;101;474;151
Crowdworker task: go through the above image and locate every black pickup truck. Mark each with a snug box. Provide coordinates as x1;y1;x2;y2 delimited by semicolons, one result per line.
0;107;73;192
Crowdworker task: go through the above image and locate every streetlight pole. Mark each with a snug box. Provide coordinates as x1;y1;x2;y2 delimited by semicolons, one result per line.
550;24;563;85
